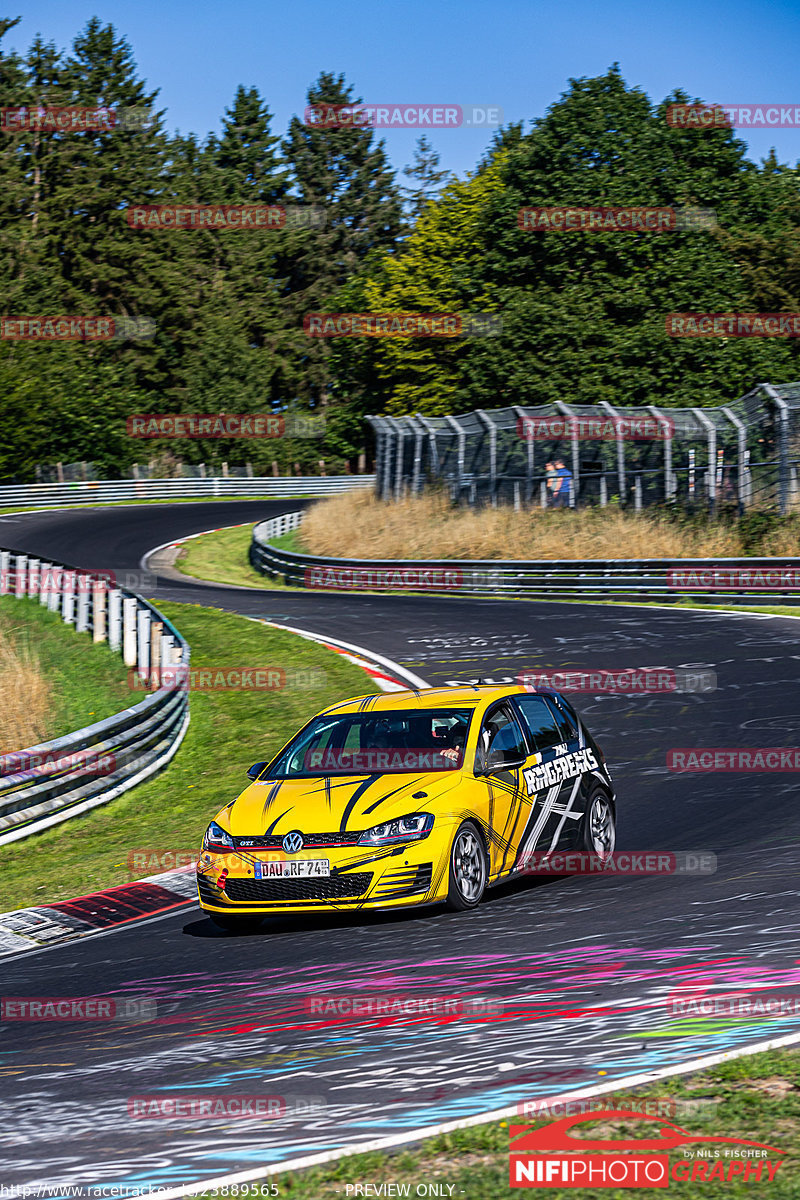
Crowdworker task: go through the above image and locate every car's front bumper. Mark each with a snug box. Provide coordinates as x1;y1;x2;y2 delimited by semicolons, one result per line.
196;838;450;915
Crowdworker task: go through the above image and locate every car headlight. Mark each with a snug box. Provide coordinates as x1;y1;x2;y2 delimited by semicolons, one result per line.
203;821;234;852
357;812;434;846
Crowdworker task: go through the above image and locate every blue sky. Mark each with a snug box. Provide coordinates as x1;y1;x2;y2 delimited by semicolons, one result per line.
6;0;800;180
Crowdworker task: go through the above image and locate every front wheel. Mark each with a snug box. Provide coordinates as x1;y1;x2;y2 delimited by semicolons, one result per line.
209;912;264;933
446;821;487;911
580;789;616;858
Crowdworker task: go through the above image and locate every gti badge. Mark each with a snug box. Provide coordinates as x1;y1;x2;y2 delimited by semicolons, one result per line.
282;831;304;854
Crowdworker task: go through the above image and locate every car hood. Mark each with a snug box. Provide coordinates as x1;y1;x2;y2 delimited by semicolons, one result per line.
224;770;464;838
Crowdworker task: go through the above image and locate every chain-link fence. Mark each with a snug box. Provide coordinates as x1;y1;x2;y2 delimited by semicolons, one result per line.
367;383;800;514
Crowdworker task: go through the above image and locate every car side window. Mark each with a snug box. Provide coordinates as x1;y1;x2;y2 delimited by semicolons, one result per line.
545;697;577;744
475;705;527;771
513;696;565;753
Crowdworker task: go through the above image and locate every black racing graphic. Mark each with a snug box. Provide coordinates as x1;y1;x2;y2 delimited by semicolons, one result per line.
339;774;382;832
260;781;282;824
362;779;425;816
265;809;291;835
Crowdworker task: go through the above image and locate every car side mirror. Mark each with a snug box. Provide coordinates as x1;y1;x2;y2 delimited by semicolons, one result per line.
247;761;267;781
486;748;526;772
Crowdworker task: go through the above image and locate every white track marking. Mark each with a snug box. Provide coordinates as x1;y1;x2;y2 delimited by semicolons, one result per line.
148;1027;800;1198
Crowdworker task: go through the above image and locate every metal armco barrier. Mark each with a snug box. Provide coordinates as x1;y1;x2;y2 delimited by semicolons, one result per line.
0;552;190;844
0;475;374;509
250;512;800;606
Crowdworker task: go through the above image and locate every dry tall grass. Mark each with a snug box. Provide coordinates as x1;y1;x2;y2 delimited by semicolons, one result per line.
301;491;800;560
0;615;51;752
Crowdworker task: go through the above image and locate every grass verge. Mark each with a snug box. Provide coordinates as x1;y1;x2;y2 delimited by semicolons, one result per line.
173;524;282;589
172;523;800;619
0;595;132;747
3;602;371;910
192;1045;800;1198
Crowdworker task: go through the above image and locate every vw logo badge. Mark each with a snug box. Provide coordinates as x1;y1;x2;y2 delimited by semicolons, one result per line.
282;831;304;854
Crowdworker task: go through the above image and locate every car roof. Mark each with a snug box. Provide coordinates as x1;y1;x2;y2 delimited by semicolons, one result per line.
320;684;535;715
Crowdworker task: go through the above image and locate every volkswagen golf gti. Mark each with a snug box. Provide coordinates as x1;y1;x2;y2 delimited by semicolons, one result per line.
197;684;615;929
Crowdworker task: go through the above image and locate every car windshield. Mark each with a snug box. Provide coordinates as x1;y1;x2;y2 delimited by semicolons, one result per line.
265;708;475;777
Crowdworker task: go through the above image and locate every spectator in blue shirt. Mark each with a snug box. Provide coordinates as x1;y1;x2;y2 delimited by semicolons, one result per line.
552;458;573;507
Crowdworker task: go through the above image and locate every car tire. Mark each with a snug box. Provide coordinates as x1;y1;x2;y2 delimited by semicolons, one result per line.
446;821;488;911
209;913;264;933
579;788;616;858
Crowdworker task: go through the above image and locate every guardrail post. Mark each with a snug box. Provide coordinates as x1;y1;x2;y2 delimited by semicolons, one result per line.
27;558;40;600
62;570;76;623
38;562;52;605
122;597;138;666
13;555;26;599
136;606;151;683
92;578;107;643
108;589;122;650
75;574;91;633
150;620;162;689
46;566;61;612
0;550;9;595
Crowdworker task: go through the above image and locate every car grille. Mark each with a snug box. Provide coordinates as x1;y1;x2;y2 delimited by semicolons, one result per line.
224;873;373;903
234;832;361;850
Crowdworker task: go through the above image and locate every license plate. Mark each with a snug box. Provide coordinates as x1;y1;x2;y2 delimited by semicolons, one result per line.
254;859;330;879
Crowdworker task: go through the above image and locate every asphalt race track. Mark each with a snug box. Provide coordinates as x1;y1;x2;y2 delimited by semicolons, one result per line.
3;501;800;1193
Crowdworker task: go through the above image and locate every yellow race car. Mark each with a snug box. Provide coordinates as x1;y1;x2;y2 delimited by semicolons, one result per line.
197;684;615;930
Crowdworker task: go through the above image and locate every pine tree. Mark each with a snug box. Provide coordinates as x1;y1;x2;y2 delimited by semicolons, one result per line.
401;135;450;220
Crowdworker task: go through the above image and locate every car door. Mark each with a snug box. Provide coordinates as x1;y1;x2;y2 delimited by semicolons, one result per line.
473;701;530;880
509;693;586;865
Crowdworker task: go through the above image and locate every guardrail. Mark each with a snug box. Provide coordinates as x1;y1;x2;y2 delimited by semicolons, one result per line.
0;552;190;845
0;475;375;509
251;513;800;606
